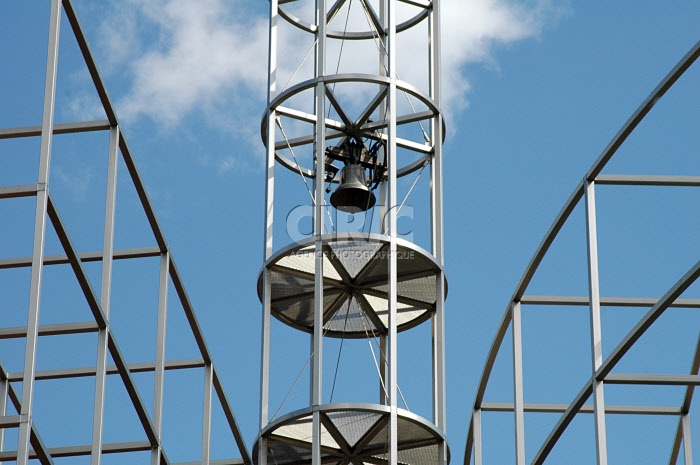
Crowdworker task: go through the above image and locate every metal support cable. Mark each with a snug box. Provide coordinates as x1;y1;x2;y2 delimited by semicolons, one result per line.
330;296;353;402
381;163;426;235
270;353;312;421
276;117;336;232
270;298;340;420
395;163;426;219
358;1;430;142
281;39;319;93
361;310;390;402
327;0;353;120
359;308;410;411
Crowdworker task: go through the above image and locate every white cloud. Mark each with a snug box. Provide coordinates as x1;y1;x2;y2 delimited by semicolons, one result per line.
95;0;568;164
440;0;569;114
100;0;268;127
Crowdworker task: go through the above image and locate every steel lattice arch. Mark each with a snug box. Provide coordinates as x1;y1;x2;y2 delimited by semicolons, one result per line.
0;2;250;464
465;40;700;465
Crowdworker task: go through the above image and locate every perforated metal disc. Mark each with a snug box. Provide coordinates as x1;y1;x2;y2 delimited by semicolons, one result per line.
257;234;448;338
253;404;450;465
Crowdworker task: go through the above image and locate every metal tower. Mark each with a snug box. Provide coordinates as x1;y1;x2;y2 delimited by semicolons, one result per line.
257;2;448;465
466;40;700;465
0;2;250;464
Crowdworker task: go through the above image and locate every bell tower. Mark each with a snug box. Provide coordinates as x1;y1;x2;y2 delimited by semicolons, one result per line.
256;2;447;465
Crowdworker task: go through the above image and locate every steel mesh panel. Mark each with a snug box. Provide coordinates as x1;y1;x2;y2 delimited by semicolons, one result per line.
265;437;344;465
363;294;427;327
371;276;436;304
397;418;435;443
365;423;389;449
326;411;383;448
329;241;384;278
275;292;345;328
397;444;439;465
277;248;343;282
268;441;313;464
324;296;377;333
275;416;340;449
275;299;314;326
271;270;315;298
359;248;434;284
277;246;315;275
396;276;436;304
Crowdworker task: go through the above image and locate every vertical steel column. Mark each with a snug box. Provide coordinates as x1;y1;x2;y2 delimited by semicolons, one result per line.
202;364;213;465
682;414;693;465
260;0;279;450
386;1;398;465
429;3;443;264
473;409;483;465
17;2;61;463
429;4;447;455
151;252;170;465
378;0;390;410
584;180;608;465
0;378;7;451
92;124;120;465
511;302;526;465
312;3;327;465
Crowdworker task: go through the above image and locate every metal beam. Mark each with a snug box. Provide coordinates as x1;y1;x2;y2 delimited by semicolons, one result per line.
7;359;206;382
511;302;526;465
585;180;608;465
202;364;214;465
481;402;682;415
17;1;62;462
0;322;99;339
152;252;169;465
520;295;700;308
0;120;111;139
596;174;700;187
605;374;700;386
0;441;153;460
92;124;119;465
0;184;39;199
0;246;161;270
169;257;213;364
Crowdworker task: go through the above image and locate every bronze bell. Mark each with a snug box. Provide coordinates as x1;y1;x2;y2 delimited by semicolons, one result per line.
330;163;376;213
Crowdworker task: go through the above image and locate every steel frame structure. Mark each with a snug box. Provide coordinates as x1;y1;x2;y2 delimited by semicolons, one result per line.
259;2;447;465
465;40;700;465
0;2;251;464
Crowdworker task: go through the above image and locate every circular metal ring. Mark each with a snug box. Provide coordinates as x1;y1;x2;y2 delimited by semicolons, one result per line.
279;2;430;41
261;73;447;179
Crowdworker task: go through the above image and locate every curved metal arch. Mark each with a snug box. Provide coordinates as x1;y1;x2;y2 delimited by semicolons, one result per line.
278;1;430;41
260;73;447;179
464;38;700;465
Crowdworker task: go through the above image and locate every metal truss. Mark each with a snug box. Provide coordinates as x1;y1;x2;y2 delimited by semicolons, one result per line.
0;1;251;464
465;40;700;465
259;3;447;465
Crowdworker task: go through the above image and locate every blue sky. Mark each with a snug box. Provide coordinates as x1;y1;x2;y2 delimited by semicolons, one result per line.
1;1;699;464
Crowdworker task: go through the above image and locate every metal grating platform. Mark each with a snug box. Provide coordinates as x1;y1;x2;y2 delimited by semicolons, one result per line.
253;404;450;465
257;234;448;338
